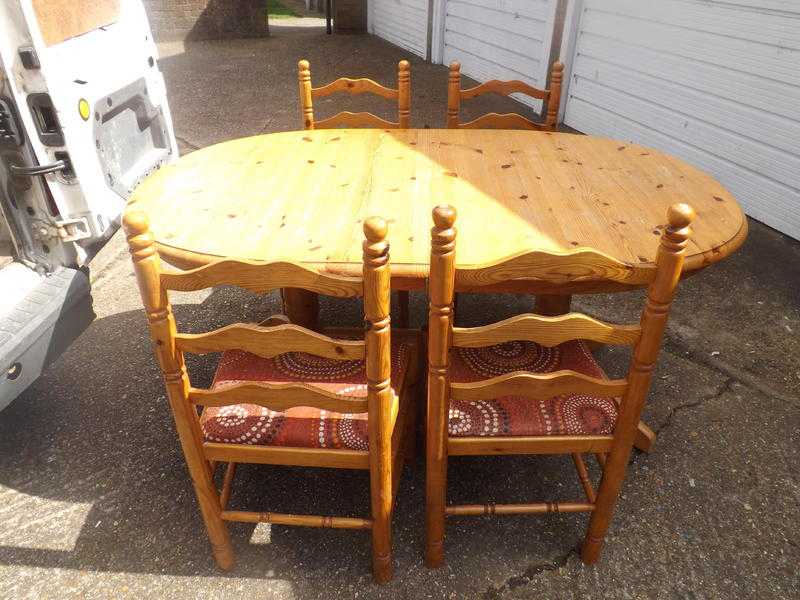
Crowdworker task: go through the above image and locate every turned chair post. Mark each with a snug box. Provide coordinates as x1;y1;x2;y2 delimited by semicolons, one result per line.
123;211;234;570
582;204;695;563
362;217;395;583
425;205;457;568
544;61;564;130
298;59;315;130
447;62;461;129
398;60;411;129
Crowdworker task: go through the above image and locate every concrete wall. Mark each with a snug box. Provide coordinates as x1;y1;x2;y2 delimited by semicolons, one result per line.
141;0;268;41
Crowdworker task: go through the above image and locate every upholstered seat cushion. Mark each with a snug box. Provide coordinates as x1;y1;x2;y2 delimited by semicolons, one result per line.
447;340;618;438
200;340;411;451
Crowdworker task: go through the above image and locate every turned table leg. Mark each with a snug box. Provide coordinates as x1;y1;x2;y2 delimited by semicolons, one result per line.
282;288;319;330
533;294;655;453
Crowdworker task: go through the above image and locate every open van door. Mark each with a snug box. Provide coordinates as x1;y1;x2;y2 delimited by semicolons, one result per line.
0;0;176;409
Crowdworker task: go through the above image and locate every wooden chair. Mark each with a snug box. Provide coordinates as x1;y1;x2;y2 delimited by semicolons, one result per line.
296;59;413;327
446;61;563;130
297;59;411;130
124;211;420;583
424;203;695;567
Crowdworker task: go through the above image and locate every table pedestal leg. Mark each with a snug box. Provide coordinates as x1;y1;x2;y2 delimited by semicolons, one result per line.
534;294;572;316
281;288;319;330
533;294;655;453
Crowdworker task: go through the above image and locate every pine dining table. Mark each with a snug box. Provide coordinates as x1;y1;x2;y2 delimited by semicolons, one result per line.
128;128;747;450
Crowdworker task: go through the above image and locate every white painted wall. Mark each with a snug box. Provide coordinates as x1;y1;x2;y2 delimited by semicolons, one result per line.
368;0;429;59
563;0;800;240
433;0;558;110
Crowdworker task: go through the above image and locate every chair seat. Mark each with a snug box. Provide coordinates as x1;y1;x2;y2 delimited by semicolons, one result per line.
447;340;618;438
201;340;412;451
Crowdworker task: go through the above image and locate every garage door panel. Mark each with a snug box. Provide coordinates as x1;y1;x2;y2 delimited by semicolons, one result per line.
575;33;799;121
444;15;541;59
446;1;549;37
370;0;428;58
443;30;541;82
567;98;800;238
570;76;800;191
565;0;800;239
571;54;800;157
594;0;800;49
581;9;800;85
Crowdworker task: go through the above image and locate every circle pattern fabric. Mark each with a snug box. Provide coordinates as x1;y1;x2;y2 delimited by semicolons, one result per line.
455;341;560;378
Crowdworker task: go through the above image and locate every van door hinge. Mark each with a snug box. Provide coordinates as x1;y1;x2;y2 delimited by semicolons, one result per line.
32;217;91;243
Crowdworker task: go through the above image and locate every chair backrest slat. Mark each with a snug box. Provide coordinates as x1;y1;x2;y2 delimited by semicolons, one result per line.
299;59;411;130
450;371;628;403
188;383;369;414
312;77;400;100
452;313;641;349
461;79;549;101
160;259;363;297
175;323;366;360
458;112;540;131
456;248;655;287
447;61;564;131
314;111;398;130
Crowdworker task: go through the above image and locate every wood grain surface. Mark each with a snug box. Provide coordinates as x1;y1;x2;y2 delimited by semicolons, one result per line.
129;129;746;292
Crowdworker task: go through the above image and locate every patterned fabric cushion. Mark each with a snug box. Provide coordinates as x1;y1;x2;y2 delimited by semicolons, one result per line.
448;340;618;438
200;340;411;451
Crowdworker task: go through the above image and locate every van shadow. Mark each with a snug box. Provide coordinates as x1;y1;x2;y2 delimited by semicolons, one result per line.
0;286;587;587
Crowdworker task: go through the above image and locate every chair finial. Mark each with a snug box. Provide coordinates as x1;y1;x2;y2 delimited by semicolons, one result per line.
432;205;456;230
449;62;461;72
398;59;410;72
364;216;388;243
298;59;310;72
123;209;150;237
667;203;695;231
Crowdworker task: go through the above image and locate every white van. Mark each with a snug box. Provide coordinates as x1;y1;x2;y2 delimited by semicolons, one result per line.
0;1;176;409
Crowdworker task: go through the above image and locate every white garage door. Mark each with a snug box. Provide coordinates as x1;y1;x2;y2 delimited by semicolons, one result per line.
436;0;558;110
368;0;429;58
564;0;800;239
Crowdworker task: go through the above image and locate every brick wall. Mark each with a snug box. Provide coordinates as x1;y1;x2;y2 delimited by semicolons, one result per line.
142;0;268;41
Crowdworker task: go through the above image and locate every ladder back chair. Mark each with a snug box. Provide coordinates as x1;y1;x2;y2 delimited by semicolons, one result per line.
446;61;564;130
424;203;695;567
298;59;411;130
296;59;413;327
124;211;420;584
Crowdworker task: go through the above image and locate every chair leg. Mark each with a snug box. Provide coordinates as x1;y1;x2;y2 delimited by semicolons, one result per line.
168;399;234;570
404;390;418;465
581;444;635;564
193;476;235;570
398;291;410;328
425;414;448;567
369;417;394;583
370;478;393;583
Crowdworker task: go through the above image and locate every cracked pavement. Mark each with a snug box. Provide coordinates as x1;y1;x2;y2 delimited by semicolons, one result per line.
1;28;798;600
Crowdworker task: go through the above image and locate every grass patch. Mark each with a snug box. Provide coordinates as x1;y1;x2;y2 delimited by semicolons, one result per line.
267;0;300;19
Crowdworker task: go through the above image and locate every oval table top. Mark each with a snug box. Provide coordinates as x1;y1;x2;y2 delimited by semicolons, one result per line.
128;129;747;292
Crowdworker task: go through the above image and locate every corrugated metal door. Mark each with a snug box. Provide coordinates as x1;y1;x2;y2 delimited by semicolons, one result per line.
436;0;558;110
369;0;429;58
564;0;800;239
